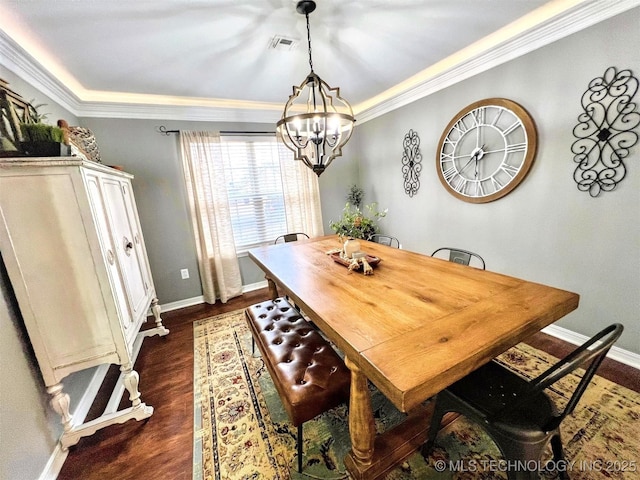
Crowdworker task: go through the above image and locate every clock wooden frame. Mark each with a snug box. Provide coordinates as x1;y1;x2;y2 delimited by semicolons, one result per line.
436;98;538;203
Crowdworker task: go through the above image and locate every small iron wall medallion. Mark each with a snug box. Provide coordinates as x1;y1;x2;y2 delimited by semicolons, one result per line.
571;67;639;197
401;129;422;197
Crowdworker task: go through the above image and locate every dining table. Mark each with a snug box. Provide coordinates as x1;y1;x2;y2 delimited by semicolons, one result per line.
248;235;580;480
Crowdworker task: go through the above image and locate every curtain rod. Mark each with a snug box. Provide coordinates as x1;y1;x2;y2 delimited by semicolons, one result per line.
156;126;274;136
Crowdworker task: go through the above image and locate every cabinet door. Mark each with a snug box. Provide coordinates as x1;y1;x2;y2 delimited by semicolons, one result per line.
2;169;121;384
84;172;133;340
118;179;154;297
100;176;151;339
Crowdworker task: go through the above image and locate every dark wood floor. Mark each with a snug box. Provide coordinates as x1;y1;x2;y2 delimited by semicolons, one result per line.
58;288;639;480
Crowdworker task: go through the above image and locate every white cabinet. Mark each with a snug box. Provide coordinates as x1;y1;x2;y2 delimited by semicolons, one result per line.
0;157;169;448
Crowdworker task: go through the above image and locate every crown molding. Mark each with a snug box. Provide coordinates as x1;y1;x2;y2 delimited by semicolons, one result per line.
355;0;640;123
0;28;282;123
77;101;281;123
2;0;639;124
0;30;82;115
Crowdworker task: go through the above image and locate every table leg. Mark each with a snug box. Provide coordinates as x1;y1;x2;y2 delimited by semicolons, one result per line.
266;276;279;300
344;356;435;480
344;356;376;466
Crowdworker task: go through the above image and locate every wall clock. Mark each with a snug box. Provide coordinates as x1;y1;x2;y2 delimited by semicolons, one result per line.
436;98;538;203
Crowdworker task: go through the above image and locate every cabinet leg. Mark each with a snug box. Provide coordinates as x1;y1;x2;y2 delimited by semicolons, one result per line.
47;383;74;434
121;364;142;408
57;367;153;449
150;297;169;336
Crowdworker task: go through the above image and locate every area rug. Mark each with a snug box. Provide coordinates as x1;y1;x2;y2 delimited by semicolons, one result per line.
193;310;639;480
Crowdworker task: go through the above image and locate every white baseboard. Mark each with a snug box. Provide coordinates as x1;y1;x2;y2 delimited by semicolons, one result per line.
38;443;69;480
542;324;640;370
158;295;205;312
242;280;268;293
155;281;268;313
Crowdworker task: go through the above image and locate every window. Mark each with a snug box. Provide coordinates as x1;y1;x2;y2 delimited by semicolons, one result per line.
180;129;322;274
220;135;289;251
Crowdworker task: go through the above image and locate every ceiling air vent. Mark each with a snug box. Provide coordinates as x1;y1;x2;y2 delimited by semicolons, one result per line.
269;35;298;51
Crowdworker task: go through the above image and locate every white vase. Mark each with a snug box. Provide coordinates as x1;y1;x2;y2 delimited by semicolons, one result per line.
343;238;362;259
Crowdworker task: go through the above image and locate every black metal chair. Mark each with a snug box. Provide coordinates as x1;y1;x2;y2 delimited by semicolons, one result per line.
431;247;485;270
370;234;400;248
274;232;309;244
422;323;624;480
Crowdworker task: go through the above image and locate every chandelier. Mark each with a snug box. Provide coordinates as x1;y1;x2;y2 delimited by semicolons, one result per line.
276;0;355;176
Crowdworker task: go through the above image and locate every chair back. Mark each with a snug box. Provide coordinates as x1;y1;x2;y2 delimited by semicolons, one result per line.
431;247;485;270
370;234;400;248
532;323;623;430
489;323;624;431
274;232;309;244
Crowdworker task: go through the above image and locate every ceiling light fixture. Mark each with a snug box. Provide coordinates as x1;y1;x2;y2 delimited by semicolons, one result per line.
276;0;355;176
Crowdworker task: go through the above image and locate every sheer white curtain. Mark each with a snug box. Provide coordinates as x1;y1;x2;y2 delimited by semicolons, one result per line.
179;131;242;304
179;131;324;303
277;143;324;237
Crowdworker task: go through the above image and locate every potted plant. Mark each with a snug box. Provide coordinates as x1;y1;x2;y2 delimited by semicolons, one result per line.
0;85;69;157
19;122;68;155
329;202;387;241
18;101;70;157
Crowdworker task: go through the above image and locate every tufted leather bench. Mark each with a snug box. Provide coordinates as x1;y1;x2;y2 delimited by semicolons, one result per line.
244;297;351;472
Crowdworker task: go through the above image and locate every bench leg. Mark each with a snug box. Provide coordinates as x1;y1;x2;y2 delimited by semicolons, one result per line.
298;423;303;472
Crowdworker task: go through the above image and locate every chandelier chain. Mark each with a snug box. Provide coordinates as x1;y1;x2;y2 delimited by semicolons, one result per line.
305;12;313;72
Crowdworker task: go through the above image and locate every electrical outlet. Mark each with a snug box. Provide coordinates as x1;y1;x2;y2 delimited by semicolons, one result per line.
180;268;190;280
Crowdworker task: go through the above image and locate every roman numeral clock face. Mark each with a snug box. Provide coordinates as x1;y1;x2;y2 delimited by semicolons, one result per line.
436;98;538;203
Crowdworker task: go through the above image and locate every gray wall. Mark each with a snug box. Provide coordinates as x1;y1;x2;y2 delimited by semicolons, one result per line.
346;9;640;353
0;260;58;480
1;8;638;480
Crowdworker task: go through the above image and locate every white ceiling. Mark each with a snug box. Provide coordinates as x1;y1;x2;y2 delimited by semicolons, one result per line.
0;0;637;123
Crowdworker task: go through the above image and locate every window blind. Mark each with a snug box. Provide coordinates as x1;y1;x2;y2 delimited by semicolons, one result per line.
220;135;289;250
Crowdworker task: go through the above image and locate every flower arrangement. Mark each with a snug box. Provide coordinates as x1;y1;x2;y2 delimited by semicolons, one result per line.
329;202;387;240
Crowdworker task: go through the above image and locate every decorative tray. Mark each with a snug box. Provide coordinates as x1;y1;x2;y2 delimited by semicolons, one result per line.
330;252;381;269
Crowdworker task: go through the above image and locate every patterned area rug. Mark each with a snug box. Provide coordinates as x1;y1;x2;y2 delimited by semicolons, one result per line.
193;310;639;480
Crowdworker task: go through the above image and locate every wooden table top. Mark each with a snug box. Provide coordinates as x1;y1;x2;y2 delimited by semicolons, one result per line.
249;236;579;412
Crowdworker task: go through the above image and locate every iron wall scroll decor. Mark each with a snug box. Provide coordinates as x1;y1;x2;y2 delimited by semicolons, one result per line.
401;129;422;197
571;67;639;197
